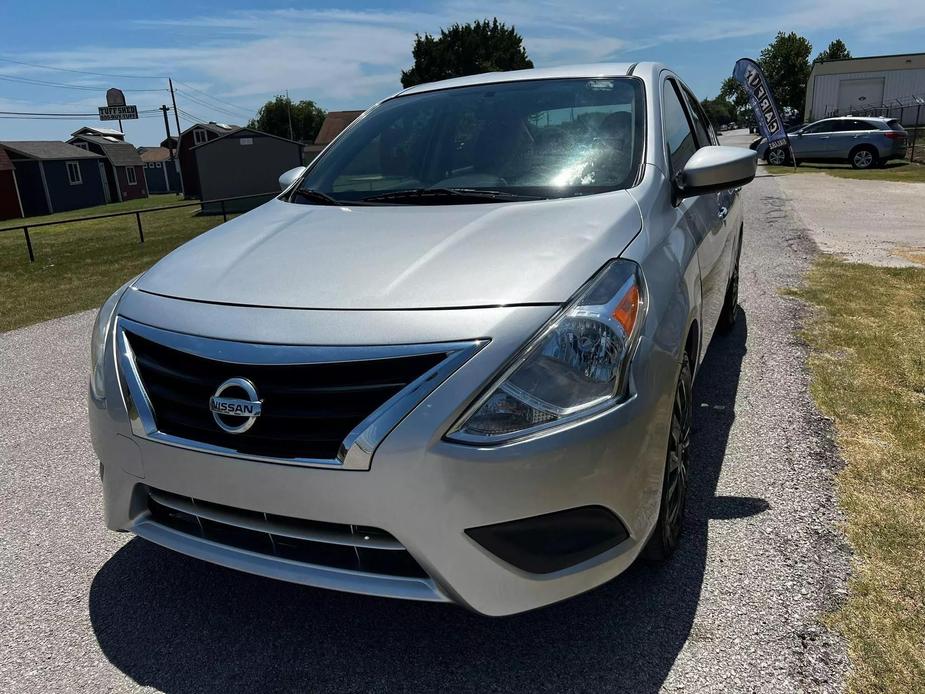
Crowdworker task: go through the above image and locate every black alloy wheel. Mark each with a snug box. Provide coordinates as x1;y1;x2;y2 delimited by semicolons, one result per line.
644;352;693;560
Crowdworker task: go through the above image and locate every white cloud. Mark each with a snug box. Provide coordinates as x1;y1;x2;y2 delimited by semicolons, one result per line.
5;0;925;127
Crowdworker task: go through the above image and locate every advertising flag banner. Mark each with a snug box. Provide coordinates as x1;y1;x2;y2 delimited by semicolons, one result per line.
733;58;790;154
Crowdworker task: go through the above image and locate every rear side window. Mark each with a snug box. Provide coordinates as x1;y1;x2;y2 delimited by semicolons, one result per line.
663;80;697;174
838;120;874;132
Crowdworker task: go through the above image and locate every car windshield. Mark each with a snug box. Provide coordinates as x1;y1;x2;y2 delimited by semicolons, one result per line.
291;77;645;204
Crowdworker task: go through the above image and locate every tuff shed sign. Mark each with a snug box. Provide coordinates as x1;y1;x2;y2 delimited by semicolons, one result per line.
98;105;138;120
99;88;138;121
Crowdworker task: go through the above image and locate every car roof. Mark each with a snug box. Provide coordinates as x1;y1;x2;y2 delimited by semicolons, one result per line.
822;116;890;121
396;63;657;97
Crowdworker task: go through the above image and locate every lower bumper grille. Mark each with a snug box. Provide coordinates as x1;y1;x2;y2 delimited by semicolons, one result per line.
146;488;428;579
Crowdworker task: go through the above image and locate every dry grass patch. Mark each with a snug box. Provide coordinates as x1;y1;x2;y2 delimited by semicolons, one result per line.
791;257;925;693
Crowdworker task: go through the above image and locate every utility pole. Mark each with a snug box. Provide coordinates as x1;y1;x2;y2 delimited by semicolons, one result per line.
159;105;174;161
168;78;185;197
286;89;294;141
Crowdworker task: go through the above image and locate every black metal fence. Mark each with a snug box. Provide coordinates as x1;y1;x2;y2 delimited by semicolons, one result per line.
0;192;276;263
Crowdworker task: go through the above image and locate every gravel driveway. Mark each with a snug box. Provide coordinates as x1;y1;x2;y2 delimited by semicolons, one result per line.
0;175;849;693
777;173;925;267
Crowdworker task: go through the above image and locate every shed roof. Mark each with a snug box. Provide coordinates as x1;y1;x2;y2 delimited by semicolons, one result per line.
68;135;144;166
180;122;240;138
314;110;364;145
71;126;125;139
189;126;301;151
0;148;13;172
139;146;174;162
0;141;103;160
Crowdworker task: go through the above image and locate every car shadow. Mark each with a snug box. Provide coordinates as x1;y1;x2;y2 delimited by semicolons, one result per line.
89;313;752;694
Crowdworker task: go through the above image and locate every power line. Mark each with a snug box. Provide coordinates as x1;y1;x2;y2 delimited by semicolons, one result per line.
0;56;166;80
0;74;166;93
0;114;163;120
172;80;257;115
177;107;210;124
176;90;246;120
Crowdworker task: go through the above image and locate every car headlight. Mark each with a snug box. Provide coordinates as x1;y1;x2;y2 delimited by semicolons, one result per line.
447;259;645;444
90;279;134;399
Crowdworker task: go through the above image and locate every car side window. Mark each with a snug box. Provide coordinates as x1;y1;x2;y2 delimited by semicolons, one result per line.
663;80;697;175
804;121;836;134
680;85;716;146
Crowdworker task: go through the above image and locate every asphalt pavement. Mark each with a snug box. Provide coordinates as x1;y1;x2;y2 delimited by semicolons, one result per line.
0;172;850;693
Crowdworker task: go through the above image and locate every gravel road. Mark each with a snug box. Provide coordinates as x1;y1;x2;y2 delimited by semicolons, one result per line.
0;174;849;693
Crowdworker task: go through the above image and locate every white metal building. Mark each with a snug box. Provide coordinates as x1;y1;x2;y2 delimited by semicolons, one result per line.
805;52;925;125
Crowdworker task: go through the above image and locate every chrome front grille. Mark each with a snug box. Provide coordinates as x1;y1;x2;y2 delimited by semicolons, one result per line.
115;317;484;469
146;488;428;579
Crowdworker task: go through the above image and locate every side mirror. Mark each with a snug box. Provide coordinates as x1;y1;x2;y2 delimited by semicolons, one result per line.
279;166;307;191
676;146;756;200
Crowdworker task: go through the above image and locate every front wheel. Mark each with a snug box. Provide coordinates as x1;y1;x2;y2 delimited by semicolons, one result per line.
643;353;693;561
766;147;788;166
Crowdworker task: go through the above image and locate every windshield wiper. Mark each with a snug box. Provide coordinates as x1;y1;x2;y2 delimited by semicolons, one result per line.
291;186;342;206
361;187;539;204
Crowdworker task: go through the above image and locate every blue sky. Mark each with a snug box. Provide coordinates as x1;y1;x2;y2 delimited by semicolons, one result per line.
2;0;924;145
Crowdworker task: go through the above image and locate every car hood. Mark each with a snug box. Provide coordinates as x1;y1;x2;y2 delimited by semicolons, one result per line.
136;194;642;310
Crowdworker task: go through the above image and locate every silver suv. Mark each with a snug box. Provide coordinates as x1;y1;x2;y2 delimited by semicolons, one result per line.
89;64;756;615
757;116;908;168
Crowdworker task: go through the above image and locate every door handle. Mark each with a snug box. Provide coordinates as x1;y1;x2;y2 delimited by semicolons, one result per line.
718;206;728;220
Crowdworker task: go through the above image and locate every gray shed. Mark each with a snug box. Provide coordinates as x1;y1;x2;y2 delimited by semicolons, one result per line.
192;127;302;210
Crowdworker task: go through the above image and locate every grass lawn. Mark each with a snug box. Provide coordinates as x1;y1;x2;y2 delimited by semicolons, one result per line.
790;258;925;693
765;160;925;183
0;195;230;332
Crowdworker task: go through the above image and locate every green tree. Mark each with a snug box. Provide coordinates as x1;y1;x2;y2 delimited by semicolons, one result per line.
758;31;812;114
400;18;533;88
248;95;327;142
701;97;734;126
814;38;852;63
719;76;752;123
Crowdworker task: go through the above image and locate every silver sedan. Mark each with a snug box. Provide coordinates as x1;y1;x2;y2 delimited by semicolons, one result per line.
89;63;756;615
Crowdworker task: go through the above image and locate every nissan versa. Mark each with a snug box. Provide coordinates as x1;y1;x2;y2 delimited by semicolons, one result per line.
89;63;756;616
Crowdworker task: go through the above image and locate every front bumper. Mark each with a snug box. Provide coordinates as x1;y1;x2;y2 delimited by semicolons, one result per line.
90;291;677;616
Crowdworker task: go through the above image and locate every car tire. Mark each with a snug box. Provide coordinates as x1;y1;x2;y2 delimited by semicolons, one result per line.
717;233;741;333
643;352;693;562
766;148;788;166
850;146;878;169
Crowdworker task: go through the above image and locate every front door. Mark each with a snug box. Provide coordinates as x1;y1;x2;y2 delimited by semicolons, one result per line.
668;78;730;352
98;162;111;203
796;120;838;158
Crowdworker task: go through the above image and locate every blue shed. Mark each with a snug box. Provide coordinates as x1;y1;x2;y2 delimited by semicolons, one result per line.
0;141;106;217
138;146;181;194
